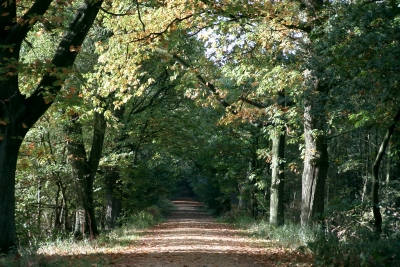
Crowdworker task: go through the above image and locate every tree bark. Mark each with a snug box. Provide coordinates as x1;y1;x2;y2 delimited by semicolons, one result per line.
105;167;122;230
0;0;54;253
0;136;22;253
270;128;285;225
67;113;91;238
0;0;103;253
301;109;328;225
54;181;63;229
68;111;106;239
301;74;329;226
371;109;400;234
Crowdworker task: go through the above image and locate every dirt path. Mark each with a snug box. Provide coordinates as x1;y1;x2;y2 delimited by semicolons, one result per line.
108;199;311;267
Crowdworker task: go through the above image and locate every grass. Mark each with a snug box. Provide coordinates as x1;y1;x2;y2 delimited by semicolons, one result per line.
220;209;315;250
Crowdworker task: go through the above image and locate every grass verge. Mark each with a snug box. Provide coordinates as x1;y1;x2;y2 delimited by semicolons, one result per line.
0;200;174;267
219;207;400;266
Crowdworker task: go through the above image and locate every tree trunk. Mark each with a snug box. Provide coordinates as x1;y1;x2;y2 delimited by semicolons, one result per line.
68;111;106;238
61;185;69;231
270;128;285;225
67;113;94;238
301;74;329;226
0;134;23;253
37;176;42;232
105;167;122;230
54;182;62;229
0;72;32;253
301;120;328;225
371;109;400;234
85;111;106;236
0;0;103;253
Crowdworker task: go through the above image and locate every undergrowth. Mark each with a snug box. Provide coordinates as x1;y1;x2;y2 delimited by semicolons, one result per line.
220;207;316;249
220;206;400;267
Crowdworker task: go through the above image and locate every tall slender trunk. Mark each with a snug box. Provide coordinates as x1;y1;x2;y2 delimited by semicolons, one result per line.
68;111;106;238
67;114;94;238
269;90;289;226
54;181;64;229
37;176;42;232
270;128;285;225
54;182;61;228
61;185;69;231
105;167;122;230
371;109;400;234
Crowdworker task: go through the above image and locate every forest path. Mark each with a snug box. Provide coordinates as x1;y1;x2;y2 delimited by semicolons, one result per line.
108;198;310;267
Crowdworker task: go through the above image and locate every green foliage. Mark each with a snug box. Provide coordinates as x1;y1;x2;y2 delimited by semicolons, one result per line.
5;0;400;261
219;206;255;227
191;174;231;214
251;222;315;249
220;208;316;249
119;198;173;227
308;228;400;267
156;197;175;216
307;194;400;266
118;209;160;229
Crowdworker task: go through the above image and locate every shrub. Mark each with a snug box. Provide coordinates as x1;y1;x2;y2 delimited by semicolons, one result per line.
219;205;255;228
307;227;400;267
156;197;174;216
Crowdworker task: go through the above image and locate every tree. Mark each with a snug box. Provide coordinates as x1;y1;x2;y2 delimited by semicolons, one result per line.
313;0;400;232
0;0;104;253
67;110;106;238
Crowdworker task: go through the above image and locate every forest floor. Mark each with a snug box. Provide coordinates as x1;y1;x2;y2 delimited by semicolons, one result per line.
40;198;313;267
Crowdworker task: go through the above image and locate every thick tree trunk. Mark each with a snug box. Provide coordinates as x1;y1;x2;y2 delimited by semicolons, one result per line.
270;129;285;225
0;0;52;252
301;106;328;225
0;0;103;253
371;109;400;234
0;72;30;253
301;74;329;226
0;133;23;253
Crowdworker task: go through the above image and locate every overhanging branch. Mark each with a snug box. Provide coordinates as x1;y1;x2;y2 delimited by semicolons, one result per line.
155;48;237;114
23;0;104;130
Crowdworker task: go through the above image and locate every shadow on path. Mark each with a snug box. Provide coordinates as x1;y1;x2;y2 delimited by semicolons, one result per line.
39;198;311;267
104;198;310;267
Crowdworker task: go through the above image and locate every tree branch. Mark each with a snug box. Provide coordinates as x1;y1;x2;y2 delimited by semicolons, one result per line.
238;95;267;108
136;1;146;32
130;14;194;42
3;0;53;46
23;0;104;130
99;6;132;16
